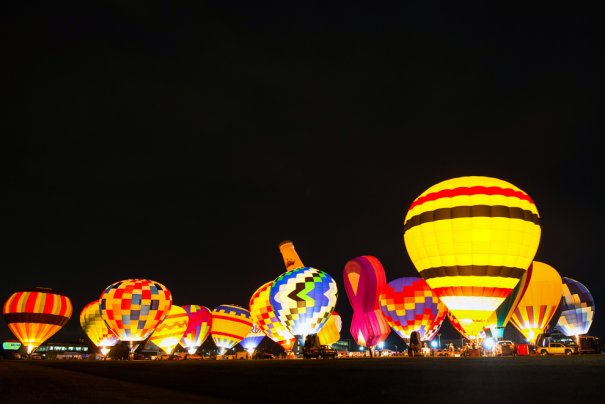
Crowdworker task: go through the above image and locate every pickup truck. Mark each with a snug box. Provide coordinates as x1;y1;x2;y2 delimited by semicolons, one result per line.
537;342;577;356
303;334;338;359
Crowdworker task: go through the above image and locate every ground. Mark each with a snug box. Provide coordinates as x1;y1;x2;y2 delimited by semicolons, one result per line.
1;356;603;403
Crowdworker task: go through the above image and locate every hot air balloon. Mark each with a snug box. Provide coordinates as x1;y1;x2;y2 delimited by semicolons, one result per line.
488;265;533;340
179;305;212;355
211;304;253;354
3;287;73;355
510;261;562;343
270;267;338;339
80;300;119;357
99;279;172;356
317;311;342;346
249;281;297;353
379;277;447;342
149;305;189;356
343;256;390;350
240;323;265;355
403;176;542;337
278;240;305;272
554;277;595;337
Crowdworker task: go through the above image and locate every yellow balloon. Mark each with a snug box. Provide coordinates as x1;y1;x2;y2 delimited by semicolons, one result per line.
403;176;541;337
317;312;341;345
510;261;562;343
149;305;189;355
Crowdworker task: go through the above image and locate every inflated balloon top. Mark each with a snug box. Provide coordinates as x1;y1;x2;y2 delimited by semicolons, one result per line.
270;267;338;337
555;277;595;337
99;279;172;343
3;287;73;354
403;176;541;337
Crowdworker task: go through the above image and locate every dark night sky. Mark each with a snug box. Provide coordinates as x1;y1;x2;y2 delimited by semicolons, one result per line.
2;2;604;346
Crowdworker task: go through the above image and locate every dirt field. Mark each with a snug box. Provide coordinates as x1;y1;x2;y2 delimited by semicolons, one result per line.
1;356;604;403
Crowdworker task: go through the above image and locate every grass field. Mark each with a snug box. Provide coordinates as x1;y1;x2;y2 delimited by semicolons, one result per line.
1;356;604;403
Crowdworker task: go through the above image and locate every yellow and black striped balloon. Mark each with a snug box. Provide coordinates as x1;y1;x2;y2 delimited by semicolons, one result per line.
403;176;541;337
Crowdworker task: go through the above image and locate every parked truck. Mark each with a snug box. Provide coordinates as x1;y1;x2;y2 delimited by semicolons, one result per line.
537;341;577;356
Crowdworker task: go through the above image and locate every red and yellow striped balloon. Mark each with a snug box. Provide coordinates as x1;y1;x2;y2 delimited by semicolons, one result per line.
3;287;73;354
403;176;541;337
510;261;562;343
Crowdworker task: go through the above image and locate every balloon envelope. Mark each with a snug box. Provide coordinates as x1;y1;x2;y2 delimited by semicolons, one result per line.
343;256;390;348
403;176;542;337
250;281;297;351
3;287;73;354
99;279;172;343
179;305;212;354
379;277;447;342
211;304;253;352
555;277;595;336
270;267;338;338
510;261;562;343
149;305;189;355
80;300;119;350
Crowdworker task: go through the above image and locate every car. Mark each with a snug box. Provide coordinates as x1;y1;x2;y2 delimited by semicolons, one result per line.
495;340;516;356
253;350;276;360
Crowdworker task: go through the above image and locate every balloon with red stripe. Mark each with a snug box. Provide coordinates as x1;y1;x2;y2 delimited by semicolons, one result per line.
510;261;562;343
3;287;73;354
211;304;253;353
403;176;542;337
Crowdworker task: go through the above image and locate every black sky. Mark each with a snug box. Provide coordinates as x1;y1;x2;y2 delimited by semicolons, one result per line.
2;2;604;345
